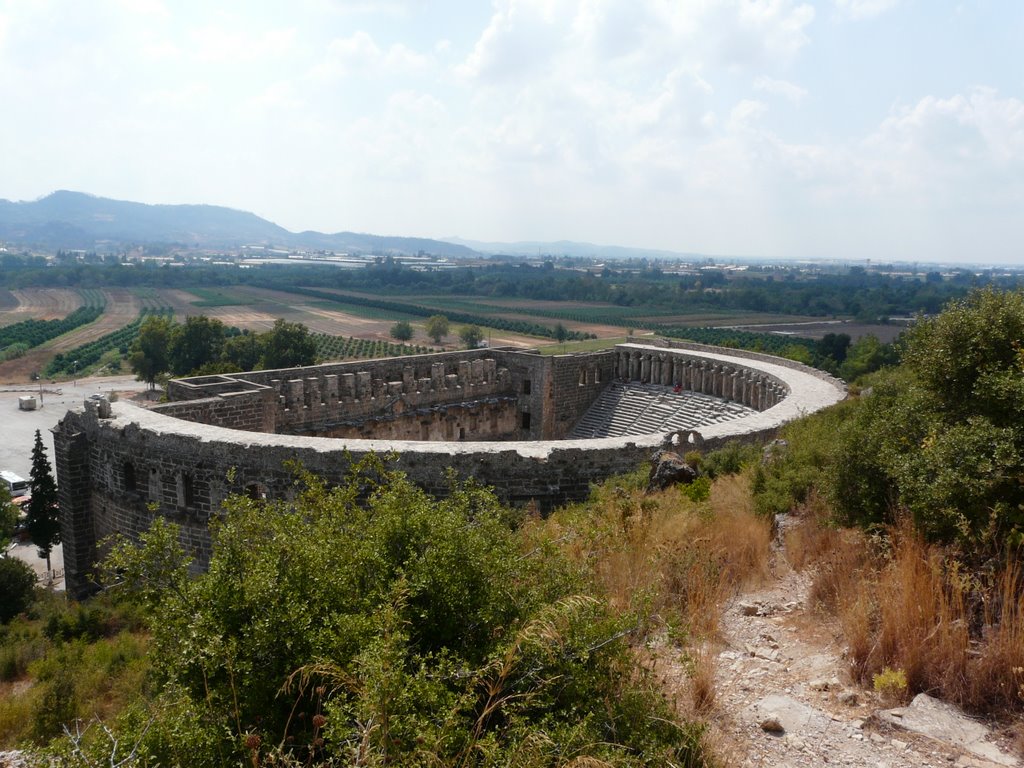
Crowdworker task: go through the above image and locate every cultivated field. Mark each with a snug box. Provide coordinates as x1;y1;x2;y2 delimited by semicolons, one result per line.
0;288;84;327
724;320;908;343
0;284;883;385
226;286;552;348
0;289;140;383
318;289;827;339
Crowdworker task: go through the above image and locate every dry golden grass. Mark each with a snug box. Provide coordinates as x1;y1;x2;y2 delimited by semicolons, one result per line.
785;493;873;614
689;647;717;715
964;561;1024;712
561;473;771;642
785;510;1024;715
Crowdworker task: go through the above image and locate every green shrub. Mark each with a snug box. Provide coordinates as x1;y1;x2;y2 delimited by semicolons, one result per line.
96;457;705;766
0;557;37;624
683;476;712;503
873;666;908;705
43;605;105;643
701;441;758;478
32;662;78;744
0;621;47;681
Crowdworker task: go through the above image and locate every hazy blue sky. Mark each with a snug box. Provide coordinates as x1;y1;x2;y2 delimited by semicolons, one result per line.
1;1;1021;262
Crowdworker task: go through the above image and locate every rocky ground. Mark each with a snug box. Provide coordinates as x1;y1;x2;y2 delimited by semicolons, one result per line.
661;526;1024;767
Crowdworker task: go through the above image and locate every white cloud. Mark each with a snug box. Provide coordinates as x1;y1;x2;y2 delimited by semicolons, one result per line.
834;0;901;20
460;0;816;83
112;0;169;18
860;88;1024;200
189;24;297;63
457;0;569;82
753;75;807;103
311;30;431;79
249;81;305;112
728;98;769;130
139;82;212;110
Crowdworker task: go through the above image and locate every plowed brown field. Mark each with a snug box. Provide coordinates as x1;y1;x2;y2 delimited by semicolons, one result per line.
169;286;544;349
0;289;84;327
0;289;140;384
229;286;551;348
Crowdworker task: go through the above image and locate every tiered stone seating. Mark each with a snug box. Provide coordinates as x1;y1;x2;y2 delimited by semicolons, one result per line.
568;382;757;439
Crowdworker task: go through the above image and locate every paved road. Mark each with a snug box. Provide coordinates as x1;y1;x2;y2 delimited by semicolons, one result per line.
1;375;151;589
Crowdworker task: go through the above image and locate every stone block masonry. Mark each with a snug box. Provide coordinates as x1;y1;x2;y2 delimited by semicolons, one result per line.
55;343;846;598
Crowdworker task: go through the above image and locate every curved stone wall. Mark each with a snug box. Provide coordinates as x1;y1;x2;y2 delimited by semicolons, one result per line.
54;342;846;597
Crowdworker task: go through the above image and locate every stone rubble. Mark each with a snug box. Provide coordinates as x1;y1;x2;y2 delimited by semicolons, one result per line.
657;553;1022;767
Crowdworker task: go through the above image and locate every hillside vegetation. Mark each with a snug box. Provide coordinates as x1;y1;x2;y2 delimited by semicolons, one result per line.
3;287;1024;764
0;457;778;766
754;287;1024;714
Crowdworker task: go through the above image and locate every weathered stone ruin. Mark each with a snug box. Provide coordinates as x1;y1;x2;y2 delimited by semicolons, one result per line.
54;341;846;597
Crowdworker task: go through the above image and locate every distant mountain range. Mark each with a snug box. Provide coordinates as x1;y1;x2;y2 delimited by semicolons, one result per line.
0;191;711;262
0;191;478;258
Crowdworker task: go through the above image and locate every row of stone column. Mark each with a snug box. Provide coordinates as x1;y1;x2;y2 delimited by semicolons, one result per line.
273;358;506;412
614;350;787;411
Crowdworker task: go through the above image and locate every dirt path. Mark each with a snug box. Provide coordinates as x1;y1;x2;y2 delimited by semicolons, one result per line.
667;528;1022;767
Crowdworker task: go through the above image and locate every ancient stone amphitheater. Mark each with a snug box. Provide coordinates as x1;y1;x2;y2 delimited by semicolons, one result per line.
54;340;846;597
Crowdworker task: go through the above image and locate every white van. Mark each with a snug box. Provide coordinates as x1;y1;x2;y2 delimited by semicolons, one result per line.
0;470;30;498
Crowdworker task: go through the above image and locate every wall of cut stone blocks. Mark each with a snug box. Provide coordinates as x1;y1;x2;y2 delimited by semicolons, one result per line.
56;342;847;598
321;397;520;441
166;348;539;438
56;402;653;596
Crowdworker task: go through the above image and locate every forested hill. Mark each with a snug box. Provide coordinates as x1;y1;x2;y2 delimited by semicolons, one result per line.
0;191;479;257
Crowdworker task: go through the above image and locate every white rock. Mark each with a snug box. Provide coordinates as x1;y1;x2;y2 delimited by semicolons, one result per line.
877;694;1019;767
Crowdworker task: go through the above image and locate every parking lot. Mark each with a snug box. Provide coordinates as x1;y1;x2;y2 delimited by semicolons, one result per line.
1;375;149;588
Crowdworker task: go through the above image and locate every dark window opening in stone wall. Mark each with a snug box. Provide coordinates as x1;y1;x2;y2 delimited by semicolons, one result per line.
245;484;265;501
522;379;532;395
148;469;161;504
521;412;531;430
179;473;195;507
123;462;136;492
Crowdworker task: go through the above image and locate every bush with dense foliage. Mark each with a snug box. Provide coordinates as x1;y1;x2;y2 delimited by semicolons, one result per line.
831;288;1024;553
0;557;37;624
77;458;706;767
754;287;1024;559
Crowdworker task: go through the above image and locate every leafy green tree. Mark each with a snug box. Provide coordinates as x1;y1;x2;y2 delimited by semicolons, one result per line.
260;318;317;369
458;324;484;349
128;314;172;389
781;343;814;365
222;330;264;372
901;287;1024;425
389;319;414;342
0;556;36;624
554;322;569;344
168;316;226;376
0;484;16;551
100;460;701;766
828;288;1024;553
424;314;449;344
838;334;898;382
816;332;851;367
26;430;60;573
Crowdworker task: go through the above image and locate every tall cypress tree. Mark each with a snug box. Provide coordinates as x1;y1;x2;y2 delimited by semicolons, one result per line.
26;430;60;574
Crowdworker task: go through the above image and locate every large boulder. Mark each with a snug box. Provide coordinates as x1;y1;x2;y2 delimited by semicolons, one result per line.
647;451;699;492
